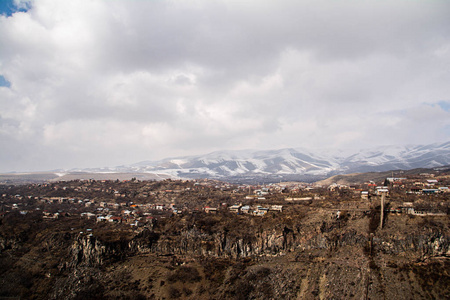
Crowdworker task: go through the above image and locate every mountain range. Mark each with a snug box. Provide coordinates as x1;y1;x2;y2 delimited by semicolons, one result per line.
75;141;450;183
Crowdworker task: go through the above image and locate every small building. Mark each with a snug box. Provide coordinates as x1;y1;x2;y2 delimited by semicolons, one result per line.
400;202;414;214
409;187;422;194
255;190;269;196
285;197;312;201
270;205;283;212
228;205;241;214
241;205;251;214
204;207;218;214
109;216;122;223
81;212;96;219
97;216;107;222
423;189;439;195
439;187;449;193
255;206;269;215
43;211;59;219
375;187;389;195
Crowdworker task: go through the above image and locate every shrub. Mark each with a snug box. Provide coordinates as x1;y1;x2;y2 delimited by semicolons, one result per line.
167;266;201;283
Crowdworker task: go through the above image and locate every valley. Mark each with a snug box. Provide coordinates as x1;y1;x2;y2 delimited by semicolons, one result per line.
0;169;449;299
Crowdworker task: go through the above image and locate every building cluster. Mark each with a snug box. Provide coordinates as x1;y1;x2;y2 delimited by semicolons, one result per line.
222;204;283;216
1;170;449;226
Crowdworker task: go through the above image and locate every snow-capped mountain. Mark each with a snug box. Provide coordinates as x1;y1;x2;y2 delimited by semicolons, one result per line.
92;141;450;182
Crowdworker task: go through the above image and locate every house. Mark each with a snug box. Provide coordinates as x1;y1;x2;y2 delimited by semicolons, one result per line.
409;187;422;194
228;205;241;214
400;202;414;214
270;205;283;212
81;212;96;219
97;216;107;222
255;189;269;196
375;187;389;195
285;197;312;201
254;206;269;215
43;211;59;219
109;216;122;223
422;189;439;194
204;207;218;214
241;205;251;214
172;208;182;214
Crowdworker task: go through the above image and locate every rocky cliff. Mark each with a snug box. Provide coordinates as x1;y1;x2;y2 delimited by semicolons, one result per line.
1;210;449;299
67;211;449;266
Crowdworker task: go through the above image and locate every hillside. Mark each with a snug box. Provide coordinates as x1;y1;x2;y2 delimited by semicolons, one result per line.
1;204;449;299
85;141;450;183
316;166;450;186
0;177;449;299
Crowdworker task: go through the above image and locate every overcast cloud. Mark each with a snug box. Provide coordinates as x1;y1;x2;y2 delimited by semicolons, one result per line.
1;0;450;172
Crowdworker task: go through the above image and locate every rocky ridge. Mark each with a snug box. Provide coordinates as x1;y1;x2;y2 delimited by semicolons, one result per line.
57;210;450;299
1;204;449;299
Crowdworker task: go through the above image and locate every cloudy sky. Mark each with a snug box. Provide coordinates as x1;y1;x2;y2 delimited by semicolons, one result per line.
1;0;450;172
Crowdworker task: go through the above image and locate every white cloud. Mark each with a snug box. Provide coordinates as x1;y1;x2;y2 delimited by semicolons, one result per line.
0;0;450;171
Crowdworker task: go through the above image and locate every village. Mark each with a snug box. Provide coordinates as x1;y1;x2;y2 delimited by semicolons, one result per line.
1;168;449;230
0;170;449;300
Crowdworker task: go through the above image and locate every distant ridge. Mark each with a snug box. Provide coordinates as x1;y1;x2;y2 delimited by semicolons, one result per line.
2;142;449;184
315;165;450;186
78;141;450;183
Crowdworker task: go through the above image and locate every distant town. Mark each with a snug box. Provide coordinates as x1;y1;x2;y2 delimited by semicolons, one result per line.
1;167;449;299
2;169;449;230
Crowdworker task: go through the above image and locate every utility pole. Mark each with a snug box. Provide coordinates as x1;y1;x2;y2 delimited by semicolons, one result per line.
380;191;386;229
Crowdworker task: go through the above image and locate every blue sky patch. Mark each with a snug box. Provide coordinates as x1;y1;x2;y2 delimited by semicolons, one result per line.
0;75;11;88
437;101;450;112
0;0;31;17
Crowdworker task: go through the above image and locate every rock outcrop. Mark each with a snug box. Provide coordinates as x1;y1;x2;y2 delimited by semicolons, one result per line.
67;215;450;267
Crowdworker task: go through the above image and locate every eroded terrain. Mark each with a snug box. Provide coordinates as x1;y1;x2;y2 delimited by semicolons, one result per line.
0;177;449;299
